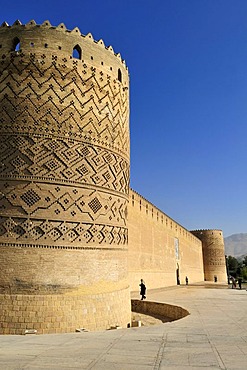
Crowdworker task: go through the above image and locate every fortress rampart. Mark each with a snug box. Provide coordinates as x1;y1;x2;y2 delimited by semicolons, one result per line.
0;21;227;335
190;229;227;282
0;20;130;334
128;190;204;290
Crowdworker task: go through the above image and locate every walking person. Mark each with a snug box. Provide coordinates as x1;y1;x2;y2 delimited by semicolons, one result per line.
238;277;242;290
139;279;146;300
185;276;188;285
231;276;236;289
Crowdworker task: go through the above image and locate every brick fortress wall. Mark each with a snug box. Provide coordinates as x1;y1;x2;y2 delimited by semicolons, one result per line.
128;190;205;291
0;20;131;334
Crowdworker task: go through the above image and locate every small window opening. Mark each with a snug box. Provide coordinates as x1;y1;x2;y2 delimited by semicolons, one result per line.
30;42;34;47
58;46;62;50
0;45;2;49
45;43;48;48
73;44;82;59
118;68;122;82
101;61;104;65
13;37;20;52
91;56;93;60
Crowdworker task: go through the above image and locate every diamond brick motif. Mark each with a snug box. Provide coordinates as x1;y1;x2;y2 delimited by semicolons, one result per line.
2;217;16;232
77;162;91;176
77;146;91;157
47;227;63;241
0;135;129;193
45;158;61;171
65;229;79;242
58;193;74;211
11;225;26;238
29;226;45;240
88;197;102;214
21;189;41;207
0;51;129;250
11;156;27;169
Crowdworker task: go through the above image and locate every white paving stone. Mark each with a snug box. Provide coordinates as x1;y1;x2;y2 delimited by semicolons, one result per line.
0;285;246;369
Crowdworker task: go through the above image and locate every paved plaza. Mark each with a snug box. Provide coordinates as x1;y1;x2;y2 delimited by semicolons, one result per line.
0;285;246;369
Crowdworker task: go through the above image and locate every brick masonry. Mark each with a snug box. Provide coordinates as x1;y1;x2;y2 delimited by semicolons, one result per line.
0;20;131;334
128;190;207;291
191;229;227;282
131;299;189;321
0;20;227;335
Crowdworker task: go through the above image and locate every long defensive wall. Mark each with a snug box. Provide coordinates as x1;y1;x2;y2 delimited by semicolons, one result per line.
128;190;205;290
0;20;227;335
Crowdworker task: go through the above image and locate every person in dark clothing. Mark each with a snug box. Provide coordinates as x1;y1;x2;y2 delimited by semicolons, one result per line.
231;276;236;289
185;276;188;285
139;279;146;300
238;277;242;290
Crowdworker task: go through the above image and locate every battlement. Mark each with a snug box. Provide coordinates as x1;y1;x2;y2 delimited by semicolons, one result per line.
130;189;201;244
0;20;128;81
190;229;223;235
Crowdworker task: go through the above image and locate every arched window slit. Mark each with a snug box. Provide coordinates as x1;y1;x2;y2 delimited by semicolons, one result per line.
73;45;82;59
13;37;20;52
118;68;122;82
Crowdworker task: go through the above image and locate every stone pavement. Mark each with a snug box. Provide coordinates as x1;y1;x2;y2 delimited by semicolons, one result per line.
0;285;247;370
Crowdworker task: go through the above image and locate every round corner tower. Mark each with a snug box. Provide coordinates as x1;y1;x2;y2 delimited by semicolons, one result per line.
0;20;130;334
190;229;227;283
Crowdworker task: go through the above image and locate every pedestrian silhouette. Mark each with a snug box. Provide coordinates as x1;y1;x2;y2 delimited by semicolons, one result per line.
238;277;242;290
231;276;236;289
139;279;146;300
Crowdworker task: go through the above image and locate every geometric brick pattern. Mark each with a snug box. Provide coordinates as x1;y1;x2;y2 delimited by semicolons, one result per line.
0;181;127;226
0;32;130;249
0;53;129;156
0;21;131;334
0;135;129;194
0;216;128;247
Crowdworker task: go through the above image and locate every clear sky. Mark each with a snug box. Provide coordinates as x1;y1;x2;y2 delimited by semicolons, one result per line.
1;0;247;237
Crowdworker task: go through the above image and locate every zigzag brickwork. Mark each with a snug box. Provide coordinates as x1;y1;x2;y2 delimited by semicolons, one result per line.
0;20;227;335
0;20;131;334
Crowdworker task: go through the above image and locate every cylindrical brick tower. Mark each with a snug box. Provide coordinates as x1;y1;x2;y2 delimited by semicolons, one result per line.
190;229;227;283
0;20;130;334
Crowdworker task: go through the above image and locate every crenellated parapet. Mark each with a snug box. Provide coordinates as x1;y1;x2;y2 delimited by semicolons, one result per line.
190;229;227;283
0;20;128;69
0;20;129;156
130;189;201;244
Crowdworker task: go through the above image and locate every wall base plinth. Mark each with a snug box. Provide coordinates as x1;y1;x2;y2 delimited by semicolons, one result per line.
0;287;131;335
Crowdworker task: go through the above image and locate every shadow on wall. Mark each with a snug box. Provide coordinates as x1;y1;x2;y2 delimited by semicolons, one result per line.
131;299;190;322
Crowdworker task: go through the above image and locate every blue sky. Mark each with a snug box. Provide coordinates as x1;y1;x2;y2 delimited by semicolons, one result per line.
1;0;247;237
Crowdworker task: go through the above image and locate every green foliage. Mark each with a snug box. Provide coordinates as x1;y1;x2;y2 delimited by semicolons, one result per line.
242;267;247;280
243;256;247;267
227;256;238;276
227;255;247;280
